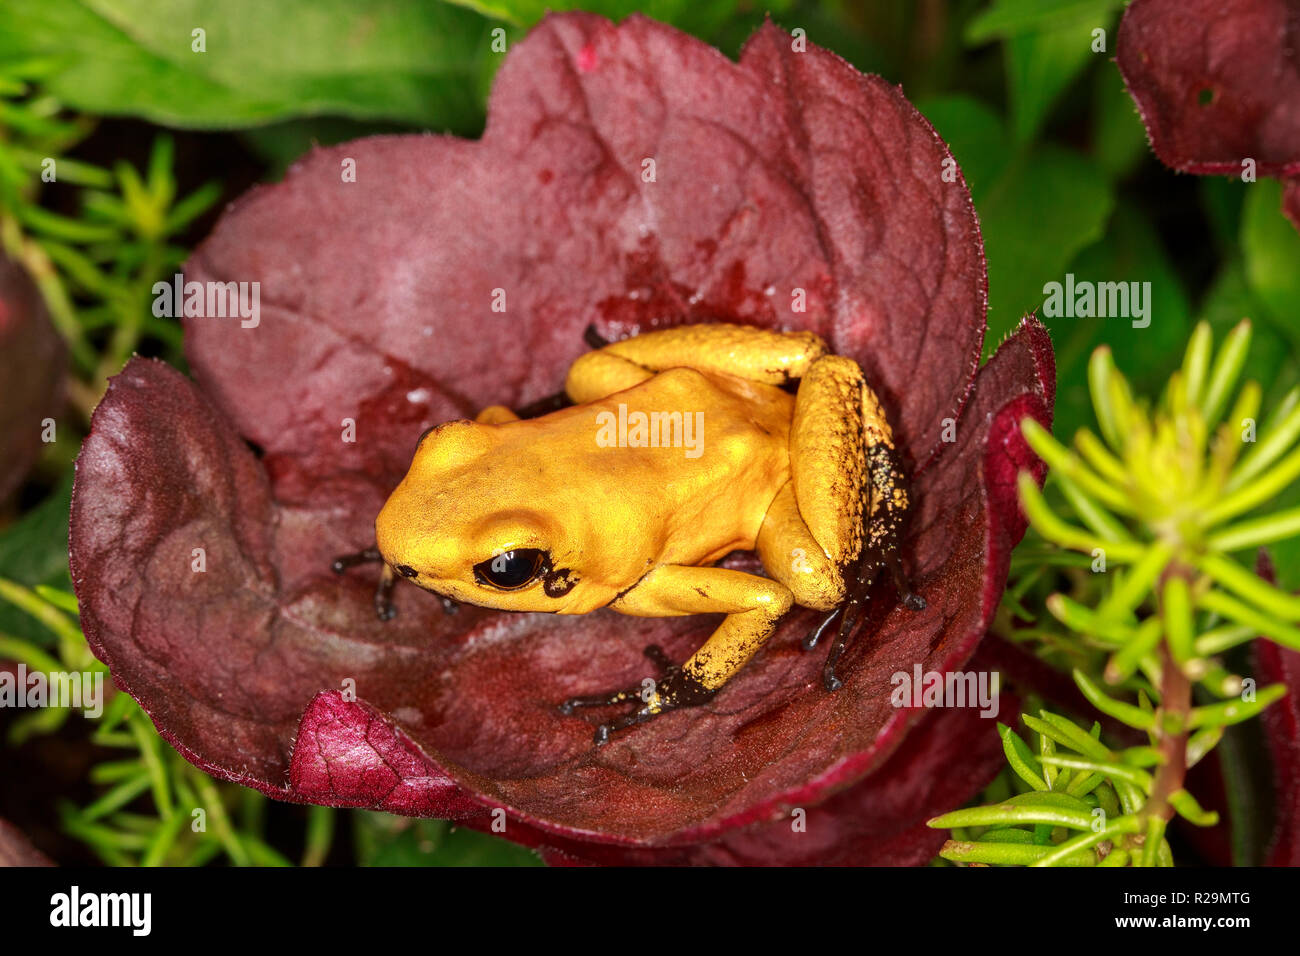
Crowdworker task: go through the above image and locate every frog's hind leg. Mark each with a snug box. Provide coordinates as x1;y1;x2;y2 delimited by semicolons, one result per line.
565;322;829;403
755;482;845;612
774;355;924;691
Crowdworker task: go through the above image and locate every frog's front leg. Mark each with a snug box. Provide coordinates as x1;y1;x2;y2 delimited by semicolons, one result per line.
330;547;458;618
558;565;793;744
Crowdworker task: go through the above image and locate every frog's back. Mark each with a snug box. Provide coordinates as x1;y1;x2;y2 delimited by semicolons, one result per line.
496;366;793;567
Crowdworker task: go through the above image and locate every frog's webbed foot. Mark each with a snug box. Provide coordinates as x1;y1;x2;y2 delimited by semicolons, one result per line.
331;546;460;621
558;644;716;745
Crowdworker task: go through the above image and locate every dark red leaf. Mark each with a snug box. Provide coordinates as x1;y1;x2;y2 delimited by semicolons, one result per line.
1117;0;1300;177
71;318;1051;851
182;13;986;485
1117;0;1300;232
537;640;1019;865
0;256;65;502
70;13;1055;859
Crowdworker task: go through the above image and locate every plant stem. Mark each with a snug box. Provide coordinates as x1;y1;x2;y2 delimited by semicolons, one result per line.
1145;646;1190;825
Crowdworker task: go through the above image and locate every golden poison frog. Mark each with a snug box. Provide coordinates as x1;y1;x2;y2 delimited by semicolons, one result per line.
334;323;924;744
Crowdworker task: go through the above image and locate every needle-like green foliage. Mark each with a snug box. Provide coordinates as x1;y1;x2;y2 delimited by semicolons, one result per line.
932;321;1294;867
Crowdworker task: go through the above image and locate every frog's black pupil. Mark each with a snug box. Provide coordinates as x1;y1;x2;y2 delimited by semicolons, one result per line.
476;549;543;590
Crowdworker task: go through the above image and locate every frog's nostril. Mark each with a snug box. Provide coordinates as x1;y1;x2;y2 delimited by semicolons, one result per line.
395;564;418;579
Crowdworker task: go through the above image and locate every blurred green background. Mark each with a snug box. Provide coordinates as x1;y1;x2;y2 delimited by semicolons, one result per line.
0;0;1295;865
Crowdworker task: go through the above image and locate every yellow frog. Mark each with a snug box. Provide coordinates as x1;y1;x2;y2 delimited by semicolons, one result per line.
334;323;923;744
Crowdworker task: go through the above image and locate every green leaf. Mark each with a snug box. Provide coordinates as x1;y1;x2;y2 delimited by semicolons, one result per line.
1168;789;1219;827
965;0;1121;43
0;0;495;130
930;800;1096;831
1031;813;1139;867
999;722;1048;791
1186;682;1287;729
1039;754;1152;790
0;473;73;646
916;94;1006;201
1199;552;1300;622
980;145;1114;351
1092;62;1148;180
1003;22;1097;144
938;839;1096;866
1199;259;1293;406
1051;206;1193;440
1023;711;1112;759
1201;319;1253;427
353;812;543;866
1001;790;1098;813
1073;670;1157;731
1242;178;1300;352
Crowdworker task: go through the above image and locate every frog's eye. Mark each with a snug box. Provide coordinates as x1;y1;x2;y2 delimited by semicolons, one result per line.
474;548;546;591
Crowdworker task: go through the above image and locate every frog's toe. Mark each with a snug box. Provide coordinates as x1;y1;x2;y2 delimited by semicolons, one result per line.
593;708;656;745
556;645;674;715
885;551;926;610
802;607;843;651
561;647;718;744
331;545;383;573
557;684;643;715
